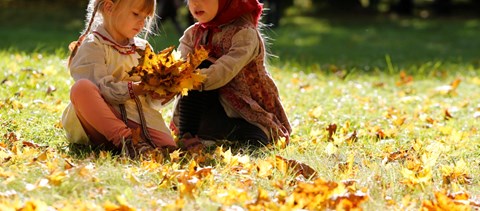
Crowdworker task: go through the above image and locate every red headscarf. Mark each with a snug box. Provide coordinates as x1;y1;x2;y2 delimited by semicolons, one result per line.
201;0;263;28
194;0;263;48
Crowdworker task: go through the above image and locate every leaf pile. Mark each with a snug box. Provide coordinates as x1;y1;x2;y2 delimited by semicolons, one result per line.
127;45;208;96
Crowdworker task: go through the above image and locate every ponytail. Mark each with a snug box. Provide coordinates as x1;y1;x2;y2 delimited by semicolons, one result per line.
68;1;101;67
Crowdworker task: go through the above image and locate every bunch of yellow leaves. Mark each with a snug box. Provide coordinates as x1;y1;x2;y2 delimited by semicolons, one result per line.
128;45;208;96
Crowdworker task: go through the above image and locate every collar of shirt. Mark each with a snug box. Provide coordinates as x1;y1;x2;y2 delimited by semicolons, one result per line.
92;25;148;55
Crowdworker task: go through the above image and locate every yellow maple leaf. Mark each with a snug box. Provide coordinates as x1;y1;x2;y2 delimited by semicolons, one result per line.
169;149;181;162
256;160;273;178
441;159;472;185
128;45;208;97
401;167;432;188
47;170;67;186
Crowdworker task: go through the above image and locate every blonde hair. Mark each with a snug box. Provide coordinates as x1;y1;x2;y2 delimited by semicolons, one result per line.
68;0;157;66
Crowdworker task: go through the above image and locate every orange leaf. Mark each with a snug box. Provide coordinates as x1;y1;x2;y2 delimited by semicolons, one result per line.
276;155;317;178
396;70;413;86
421;191;471;211
444;109;453;120
326;123;337;141
32;150;48;162
450;78;461;89
385;149;410;163
64;158;75;170
22;141;42;148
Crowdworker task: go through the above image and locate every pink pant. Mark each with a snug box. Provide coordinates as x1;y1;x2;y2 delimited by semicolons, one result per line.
70;79;176;149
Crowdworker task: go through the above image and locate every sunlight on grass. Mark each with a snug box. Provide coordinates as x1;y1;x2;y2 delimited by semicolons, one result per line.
269;16;480;69
464;19;480;27
3;49;479;209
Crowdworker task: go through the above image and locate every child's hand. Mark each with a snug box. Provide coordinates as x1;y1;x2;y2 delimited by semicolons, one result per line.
193;83;204;91
132;83;148;96
150;91;177;105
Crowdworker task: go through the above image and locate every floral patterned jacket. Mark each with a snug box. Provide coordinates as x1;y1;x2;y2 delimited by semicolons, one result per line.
174;17;292;141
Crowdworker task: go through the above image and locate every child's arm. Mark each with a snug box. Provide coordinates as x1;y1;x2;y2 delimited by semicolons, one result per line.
69;38;135;105
199;28;260;90
178;25;196;59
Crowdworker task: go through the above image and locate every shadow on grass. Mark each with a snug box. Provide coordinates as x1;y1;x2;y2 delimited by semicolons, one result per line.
0;8;184;58
268;15;480;70
2;6;479;72
64;140;270;164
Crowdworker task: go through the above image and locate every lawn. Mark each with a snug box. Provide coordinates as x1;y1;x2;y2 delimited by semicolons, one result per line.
1;6;480;210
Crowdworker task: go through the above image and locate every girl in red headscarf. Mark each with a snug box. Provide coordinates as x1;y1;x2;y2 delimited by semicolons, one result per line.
171;0;292;151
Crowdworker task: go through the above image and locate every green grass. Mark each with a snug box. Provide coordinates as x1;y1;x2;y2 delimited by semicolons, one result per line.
1;7;480;210
269;15;480;69
3;7;480;70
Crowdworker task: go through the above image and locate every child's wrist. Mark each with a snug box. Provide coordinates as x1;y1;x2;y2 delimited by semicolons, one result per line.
194;83;204;92
127;82;136;99
128;82;146;98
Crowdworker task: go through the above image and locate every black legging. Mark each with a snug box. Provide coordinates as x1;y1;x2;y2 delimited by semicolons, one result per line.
177;60;269;145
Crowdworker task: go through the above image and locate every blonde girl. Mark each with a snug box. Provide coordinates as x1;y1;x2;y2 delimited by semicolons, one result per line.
62;0;177;158
171;0;292;150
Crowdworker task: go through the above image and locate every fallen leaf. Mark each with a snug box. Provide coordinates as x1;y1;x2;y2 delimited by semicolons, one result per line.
326;123;337;141
32;150;48;162
48;171;67;186
421;190;471;211
396;71;413;86
64;158;75;170
443;109;454;121
434;78;461;95
345;130;358;144
276;155;317;179
46;85;56;95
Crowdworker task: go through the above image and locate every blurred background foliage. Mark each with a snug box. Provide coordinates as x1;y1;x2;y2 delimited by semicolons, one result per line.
1;0;479;16
1;0;478;68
